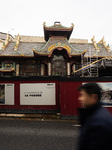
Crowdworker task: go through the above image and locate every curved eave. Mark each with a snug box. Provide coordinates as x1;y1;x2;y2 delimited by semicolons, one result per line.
43;23;74;31
66;39;87;56
71;50;87;56
44;26;74;31
33;50;49;56
33;47;72;57
33;49;86;57
44;26;73;41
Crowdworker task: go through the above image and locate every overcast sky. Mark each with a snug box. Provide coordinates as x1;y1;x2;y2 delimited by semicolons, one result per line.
0;0;112;44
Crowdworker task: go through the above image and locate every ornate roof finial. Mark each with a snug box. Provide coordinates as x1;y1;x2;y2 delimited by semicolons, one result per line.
91;36;100;51
14;34;21;50
102;36;110;51
71;23;75;27
43;22;46;26
2;33;11;50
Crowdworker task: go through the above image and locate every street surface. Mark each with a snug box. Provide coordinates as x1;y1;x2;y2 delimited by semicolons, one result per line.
0;118;80;150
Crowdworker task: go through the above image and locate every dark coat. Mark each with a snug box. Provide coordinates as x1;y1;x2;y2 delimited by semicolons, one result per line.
78;102;112;150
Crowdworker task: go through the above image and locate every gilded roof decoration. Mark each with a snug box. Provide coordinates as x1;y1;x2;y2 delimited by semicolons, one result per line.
43;22;74;30
48;43;71;53
98;36;110;52
1;34;11;50
14;34;21;50
91;36;100;51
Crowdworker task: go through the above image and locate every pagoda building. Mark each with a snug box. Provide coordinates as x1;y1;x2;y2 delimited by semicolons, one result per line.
33;22;86;76
0;22;112;77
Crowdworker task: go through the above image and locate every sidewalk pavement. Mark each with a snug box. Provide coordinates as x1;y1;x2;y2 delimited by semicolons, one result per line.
0;113;61;120
0;113;79;122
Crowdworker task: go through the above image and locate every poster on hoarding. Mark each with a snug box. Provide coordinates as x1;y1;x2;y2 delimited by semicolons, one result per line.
83;82;112;107
98;82;112;107
20;83;56;105
0;84;14;105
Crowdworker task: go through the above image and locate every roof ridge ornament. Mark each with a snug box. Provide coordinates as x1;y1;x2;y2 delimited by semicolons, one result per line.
54;21;61;25
91;36;100;51
14;34;21;50
99;36;110;52
43;22;46;27
71;23;75;27
43;22;74;29
2;33;11;50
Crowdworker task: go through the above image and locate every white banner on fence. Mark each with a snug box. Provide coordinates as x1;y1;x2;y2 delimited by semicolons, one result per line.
0;84;14;105
20;83;56;105
83;82;112;107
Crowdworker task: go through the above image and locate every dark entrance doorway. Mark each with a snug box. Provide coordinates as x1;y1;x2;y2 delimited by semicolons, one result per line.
51;55;66;76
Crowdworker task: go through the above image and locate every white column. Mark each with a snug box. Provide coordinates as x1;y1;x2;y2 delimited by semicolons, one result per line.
16;64;19;76
67;62;70;75
48;62;51;76
72;64;76;72
41;64;44;76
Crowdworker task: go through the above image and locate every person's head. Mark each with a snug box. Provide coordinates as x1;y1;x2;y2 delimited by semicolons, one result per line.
78;82;102;108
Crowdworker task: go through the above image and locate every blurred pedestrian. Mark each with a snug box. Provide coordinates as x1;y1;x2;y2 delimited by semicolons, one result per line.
77;82;112;150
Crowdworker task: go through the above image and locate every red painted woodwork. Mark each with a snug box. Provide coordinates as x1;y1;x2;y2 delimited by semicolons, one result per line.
60;81;82;116
0;78;112;116
60;81;112;116
0;80;60;111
